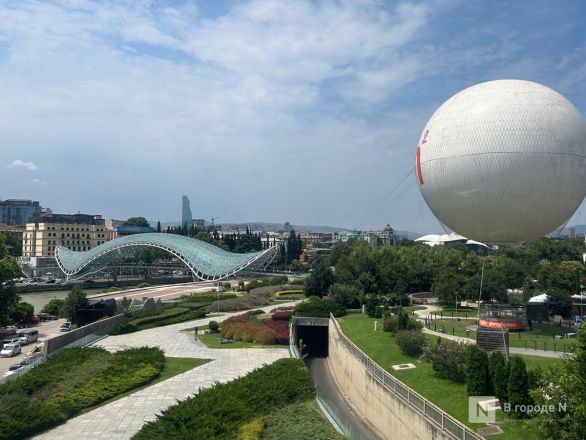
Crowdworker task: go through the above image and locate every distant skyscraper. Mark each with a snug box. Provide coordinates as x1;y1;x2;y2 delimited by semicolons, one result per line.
182;195;192;228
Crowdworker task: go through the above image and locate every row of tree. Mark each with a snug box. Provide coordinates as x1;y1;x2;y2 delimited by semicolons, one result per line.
305;237;584;316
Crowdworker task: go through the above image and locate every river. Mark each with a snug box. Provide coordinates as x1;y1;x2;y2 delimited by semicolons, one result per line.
19;289;106;312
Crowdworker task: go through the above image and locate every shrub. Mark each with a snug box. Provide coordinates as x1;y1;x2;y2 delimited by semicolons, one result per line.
261;401;345;440
103;286;122;293
507;356;532;418
237;417;264;440
208;321;219;333
0;346;164;440
466;345;490;396
271;311;292;321
422;339;467;383
294;297;346;318
109;321;139;335
395;330;426;357
384;310;422;334
221;321;278;345
134;359;315;440
264;320;290;344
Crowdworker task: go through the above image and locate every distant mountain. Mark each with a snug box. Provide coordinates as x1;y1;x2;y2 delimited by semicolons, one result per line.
156;220;422;239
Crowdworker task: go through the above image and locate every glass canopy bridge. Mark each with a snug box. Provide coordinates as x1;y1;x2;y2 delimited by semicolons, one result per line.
55;233;277;282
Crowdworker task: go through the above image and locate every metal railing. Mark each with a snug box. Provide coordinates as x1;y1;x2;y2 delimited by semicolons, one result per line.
329;315;485;440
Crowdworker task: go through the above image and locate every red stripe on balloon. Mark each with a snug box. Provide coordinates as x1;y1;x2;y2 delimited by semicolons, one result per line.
416;146;424;185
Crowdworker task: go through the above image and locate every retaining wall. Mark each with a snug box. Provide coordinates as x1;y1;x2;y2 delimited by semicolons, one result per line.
328;316;484;440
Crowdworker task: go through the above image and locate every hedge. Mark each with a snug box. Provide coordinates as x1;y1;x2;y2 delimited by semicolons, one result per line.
294;297;346;318
109;306;206;335
0;346;164;440
261;400;345;440
132;358;315;440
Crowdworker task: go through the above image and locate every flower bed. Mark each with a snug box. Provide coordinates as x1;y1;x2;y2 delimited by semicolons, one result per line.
220;310;292;345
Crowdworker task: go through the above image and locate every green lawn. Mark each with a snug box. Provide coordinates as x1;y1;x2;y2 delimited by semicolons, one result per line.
338;314;561;439
196;332;288;349
429;318;577;352
85;357;211;411
434;307;479;319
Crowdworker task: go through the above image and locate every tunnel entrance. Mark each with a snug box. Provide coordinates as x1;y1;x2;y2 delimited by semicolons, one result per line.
293;317;329;358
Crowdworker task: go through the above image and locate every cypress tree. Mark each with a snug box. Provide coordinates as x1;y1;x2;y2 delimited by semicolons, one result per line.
507;356;532;418
488;351;508;404
466;345;491;396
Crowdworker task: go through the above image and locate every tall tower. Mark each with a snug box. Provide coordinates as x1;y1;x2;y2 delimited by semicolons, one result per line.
182;195;192;228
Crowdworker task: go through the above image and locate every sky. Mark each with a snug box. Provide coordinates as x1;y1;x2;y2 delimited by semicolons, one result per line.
1;0;586;233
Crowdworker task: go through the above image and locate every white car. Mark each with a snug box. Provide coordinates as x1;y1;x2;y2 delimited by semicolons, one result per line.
1;344;22;357
3;338;21;347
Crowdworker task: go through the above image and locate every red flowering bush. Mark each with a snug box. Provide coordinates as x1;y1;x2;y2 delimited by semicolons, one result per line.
220;320;278;345
264;319;290;344
271;311;292;321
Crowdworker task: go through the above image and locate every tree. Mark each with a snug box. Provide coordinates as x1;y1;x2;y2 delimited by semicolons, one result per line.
466;345;491;396
0;234;21;283
329;283;359;308
10;301;34;324
41;299;65;316
286;230;303;263
488;351;508;405
62;285;89;324
123;217;150;227
506;356;532;418
156;221;161;233
117;296;132;314
536;323;586;438
304;263;334;298
208;320;220;332
0;285;19;327
290;259;302;272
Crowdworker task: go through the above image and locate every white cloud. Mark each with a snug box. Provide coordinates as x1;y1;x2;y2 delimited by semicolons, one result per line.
31;178;47;184
7;159;38;171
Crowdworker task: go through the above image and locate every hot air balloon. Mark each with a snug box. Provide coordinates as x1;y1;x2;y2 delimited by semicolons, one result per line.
416;79;586;244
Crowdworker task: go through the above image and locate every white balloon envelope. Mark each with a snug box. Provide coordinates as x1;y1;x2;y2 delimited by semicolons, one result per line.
416;79;586;244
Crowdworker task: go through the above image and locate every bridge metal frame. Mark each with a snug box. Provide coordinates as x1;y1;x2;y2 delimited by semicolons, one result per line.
55;233;277;283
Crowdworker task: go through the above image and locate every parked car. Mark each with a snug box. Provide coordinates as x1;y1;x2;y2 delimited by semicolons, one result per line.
18;329;39;345
9;357;35;371
59;322;72;332
2;279;15;288
0;344;22;357
2;338;21;347
38;313;58;321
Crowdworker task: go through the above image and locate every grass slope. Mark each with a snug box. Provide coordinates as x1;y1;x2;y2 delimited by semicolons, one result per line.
338;313;562;439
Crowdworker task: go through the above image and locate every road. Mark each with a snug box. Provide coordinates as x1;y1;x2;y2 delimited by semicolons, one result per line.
0;318;67;375
305;356;383;440
88;281;222;302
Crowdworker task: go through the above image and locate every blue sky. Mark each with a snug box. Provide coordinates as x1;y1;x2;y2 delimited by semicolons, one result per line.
1;0;585;232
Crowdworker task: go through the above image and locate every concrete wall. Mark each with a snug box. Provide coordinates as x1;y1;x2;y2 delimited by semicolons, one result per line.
45;314;126;354
328;316;483;440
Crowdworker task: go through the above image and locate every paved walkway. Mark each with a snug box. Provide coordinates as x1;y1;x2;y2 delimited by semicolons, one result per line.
34;302;299;440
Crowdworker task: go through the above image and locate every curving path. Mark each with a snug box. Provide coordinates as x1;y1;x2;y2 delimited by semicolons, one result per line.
414;305;565;358
33;302;299;440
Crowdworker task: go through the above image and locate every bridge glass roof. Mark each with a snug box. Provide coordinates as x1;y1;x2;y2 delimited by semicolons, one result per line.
55;233;275;280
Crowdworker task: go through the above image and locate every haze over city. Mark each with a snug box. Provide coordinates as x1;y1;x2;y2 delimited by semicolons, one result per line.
1;0;586;232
